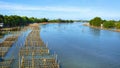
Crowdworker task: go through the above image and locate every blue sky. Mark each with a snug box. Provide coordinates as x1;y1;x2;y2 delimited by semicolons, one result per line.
0;0;120;20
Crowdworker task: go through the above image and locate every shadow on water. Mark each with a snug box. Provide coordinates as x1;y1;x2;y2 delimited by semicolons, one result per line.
0;57;4;62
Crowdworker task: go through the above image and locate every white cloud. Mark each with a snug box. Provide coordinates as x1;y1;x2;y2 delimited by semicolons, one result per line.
0;1;120;20
0;1;91;12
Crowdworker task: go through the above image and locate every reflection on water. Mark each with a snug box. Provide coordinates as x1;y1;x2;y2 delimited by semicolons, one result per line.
89;27;101;37
40;22;120;68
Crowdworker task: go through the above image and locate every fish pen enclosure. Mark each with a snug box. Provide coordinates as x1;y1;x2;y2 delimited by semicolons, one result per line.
0;24;60;68
0;57;15;68
0;34;20;68
19;25;59;68
0;36;18;57
0;28;26;68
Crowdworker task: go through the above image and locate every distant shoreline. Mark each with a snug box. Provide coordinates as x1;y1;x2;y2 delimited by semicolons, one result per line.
83;23;120;32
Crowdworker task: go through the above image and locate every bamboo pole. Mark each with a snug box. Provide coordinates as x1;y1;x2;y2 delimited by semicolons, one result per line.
32;52;34;68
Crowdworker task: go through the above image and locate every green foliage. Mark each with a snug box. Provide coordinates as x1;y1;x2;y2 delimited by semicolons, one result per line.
0;14;49;27
40;18;48;22
0;14;4;23
115;23;120;29
90;17;103;27
21;16;29;25
103;21;115;28
0;14;73;27
49;19;73;23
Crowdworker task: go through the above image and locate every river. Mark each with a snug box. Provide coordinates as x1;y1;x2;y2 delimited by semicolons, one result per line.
40;22;120;68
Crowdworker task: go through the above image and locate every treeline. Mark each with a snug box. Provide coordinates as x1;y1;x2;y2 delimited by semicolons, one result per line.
49;19;73;23
75;20;89;22
0;14;48;27
89;17;120;29
0;14;74;27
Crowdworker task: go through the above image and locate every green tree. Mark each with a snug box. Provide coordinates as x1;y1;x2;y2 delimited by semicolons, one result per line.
49;19;73;23
0;14;4;23
0;14;73;27
21;16;29;25
116;23;120;29
40;18;48;22
103;21;115;28
3;15;9;27
90;17;103;27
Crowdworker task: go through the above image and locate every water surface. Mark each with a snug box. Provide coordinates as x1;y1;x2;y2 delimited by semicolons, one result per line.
40;22;120;68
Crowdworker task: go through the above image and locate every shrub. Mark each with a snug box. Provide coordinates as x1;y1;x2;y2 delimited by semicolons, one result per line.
116;23;120;29
103;21;115;28
89;17;103;27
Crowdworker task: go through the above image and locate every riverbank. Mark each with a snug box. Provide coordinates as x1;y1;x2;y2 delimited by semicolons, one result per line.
83;23;120;32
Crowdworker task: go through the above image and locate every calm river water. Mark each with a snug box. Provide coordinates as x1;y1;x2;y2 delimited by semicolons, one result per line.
40;22;120;68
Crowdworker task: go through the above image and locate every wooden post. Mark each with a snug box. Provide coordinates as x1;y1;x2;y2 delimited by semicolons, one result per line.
19;52;21;68
32;52;34;68
21;56;24;68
